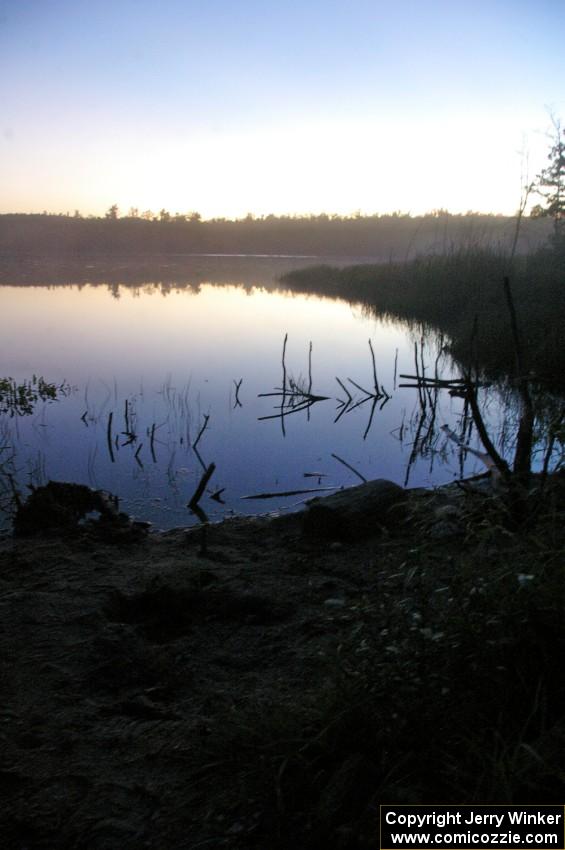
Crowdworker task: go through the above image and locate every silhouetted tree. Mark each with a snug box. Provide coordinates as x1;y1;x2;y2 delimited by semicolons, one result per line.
159;208;171;222
105;204;119;220
534;114;565;243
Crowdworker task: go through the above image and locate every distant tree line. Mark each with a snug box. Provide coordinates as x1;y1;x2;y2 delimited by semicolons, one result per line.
0;210;553;260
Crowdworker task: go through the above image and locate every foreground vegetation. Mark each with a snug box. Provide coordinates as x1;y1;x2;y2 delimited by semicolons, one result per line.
2;476;565;848
219;480;565;843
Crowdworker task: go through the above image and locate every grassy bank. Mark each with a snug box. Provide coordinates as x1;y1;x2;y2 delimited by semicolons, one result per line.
280;243;565;390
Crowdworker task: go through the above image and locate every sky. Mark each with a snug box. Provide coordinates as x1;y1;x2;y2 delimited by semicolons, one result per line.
1;0;564;219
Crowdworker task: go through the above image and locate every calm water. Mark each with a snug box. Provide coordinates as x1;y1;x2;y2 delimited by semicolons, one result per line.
0;256;500;530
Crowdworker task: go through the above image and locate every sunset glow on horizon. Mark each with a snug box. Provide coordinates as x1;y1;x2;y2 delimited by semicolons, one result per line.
1;0;564;219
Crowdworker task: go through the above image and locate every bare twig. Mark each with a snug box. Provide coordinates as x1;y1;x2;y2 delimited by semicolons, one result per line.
463;377;510;479
331;453;367;483
258;400;317;421
242;486;336;500
281;333;288;392
368;338;378;391
193;445;207;472
280;333;288;437
106;411;115;463
347;377;372;397
363;396;378;440
335;376;353;403
193;414;210;450
502;275;534;478
188;462;216;510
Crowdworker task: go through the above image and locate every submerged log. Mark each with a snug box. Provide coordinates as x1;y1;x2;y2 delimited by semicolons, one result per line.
302;478;406;541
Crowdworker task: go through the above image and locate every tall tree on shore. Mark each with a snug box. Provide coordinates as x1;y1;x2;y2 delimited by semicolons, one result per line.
532;114;565;244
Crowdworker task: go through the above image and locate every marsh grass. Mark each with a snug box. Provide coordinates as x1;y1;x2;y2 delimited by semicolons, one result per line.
280;243;565;391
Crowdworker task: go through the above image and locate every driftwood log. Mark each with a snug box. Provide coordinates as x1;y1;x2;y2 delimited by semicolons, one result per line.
302;479;406;541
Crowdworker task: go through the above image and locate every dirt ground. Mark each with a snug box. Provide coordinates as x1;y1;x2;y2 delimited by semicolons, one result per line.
0;482;497;849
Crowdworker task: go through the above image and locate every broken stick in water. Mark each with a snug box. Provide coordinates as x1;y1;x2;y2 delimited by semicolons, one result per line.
188;462;216;510
106;411;115;463
242;486;337;500
193;414;210;450
440;424;501;476
331;453;367;483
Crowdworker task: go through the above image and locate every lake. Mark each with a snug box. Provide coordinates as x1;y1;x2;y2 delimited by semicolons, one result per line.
0;255;509;530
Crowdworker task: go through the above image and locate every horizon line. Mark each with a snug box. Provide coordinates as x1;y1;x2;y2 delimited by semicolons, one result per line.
0;208;538;222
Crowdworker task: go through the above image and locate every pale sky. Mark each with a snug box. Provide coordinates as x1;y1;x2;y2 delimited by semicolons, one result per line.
1;0;564;218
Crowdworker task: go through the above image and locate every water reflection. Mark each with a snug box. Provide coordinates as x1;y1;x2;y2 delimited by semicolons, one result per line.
0;258;554;530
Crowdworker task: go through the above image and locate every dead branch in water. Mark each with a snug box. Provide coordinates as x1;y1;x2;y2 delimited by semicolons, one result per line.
280;333;288;437
281;332;288;392
193;414;210;450
134;443;143;467
258;400;319;421
335;376;353;404
259;336;329;429
335;340;391;437
462;377;510;479
369;338;378;390
193;445;207;472
441;425;500;474
503;275;534;479
188;462;216;510
192;504;209;525
242;486;337;500
106;411;115;463
331;453;367;483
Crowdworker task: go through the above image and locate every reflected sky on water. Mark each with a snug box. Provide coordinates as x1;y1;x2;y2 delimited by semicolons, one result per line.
0;259;495;529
